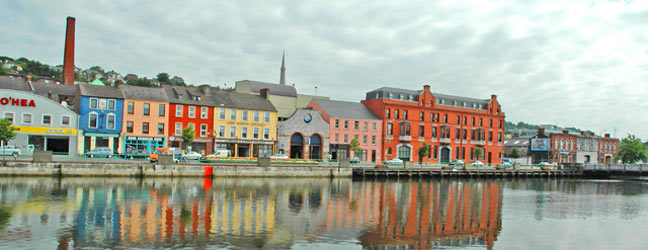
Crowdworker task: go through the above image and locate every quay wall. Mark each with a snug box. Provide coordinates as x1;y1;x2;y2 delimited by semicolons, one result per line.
0;162;352;178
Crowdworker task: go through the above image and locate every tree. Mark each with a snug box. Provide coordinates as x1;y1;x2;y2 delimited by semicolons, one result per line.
157;72;170;84
617;134;647;164
181;125;195;150
510;148;521;159
474;147;483;161
349;138;362;158
88;65;104;74
0;118;17;163
417;142;431;163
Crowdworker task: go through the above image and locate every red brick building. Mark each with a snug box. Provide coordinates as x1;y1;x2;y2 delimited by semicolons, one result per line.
163;85;216;154
362;85;505;164
597;134;618;164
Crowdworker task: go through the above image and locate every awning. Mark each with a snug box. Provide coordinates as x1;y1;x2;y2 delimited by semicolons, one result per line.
84;132;119;137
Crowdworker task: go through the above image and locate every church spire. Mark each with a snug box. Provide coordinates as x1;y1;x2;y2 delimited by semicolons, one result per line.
279;51;286;85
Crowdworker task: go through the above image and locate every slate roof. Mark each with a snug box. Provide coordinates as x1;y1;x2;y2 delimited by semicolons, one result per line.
0;76;31;91
213;92;277;112
31;81;77;97
79;83;124;99
365;86;490;109
242;80;297;97
119;85;168;102
312;99;379;120
162;85;215;106
504;136;532;147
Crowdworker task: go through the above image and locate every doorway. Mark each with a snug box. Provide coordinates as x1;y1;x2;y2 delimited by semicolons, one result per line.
440;147;450;163
309;134;322;160
290;133;304;159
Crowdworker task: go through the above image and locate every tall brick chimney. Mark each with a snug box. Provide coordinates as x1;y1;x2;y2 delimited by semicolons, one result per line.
62;16;76;85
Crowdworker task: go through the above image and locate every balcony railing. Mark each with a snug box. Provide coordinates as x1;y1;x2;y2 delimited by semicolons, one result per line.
439;138;451;144
399;135;411;141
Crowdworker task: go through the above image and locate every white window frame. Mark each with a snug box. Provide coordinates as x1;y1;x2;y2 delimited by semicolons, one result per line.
263;128;270;140
3;112;14;124
61;115;70;126
127;102;134;114
241;126;248;139
188;106;195;118
219;108;226;120
88;112;98;128
200;124;207;137
107;99;116;110
106;113;116;130
126;121;134;133
242;110;248;121
253;111;260;122
22;113;33;125
218;125;226;137
253;127;259;139
264;112;270;123
201;107;208;119
89;97;98;109
175;122;182;135
176;105;183;117
229;125;236;138
230;109;237;121
157;123;164;135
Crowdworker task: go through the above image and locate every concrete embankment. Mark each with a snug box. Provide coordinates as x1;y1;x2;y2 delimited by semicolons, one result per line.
0;162;352;178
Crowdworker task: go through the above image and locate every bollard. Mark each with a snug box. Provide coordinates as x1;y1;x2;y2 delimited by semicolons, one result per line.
204;166;213;178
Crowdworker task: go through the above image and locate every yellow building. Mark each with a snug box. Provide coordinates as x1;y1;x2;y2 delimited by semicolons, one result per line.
212;91;278;157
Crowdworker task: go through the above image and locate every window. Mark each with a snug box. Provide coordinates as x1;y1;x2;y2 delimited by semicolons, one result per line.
142;122;149;134
253;127;259;139
433;146;438;159
42;115;52;125
106;114;115;130
463;129;467;140
432;127;437;138
387;147;392;155
3;112;13;124
419;125;425;137
344;134;348;143
188;106;195;118
263;128;270;140
489;131;493;141
239;110;247;121
399;124;410;136
230;109;237;121
363;135;367;145
372;123;376;132
385;108;390;118
420;112;424;121
499;120;502;128
143;103;150;116
175;122;182;135
264;112;270;123
88;113;97;128
253;111;260;122
176;105;183;117
107;99;116;110
158;123;164;135
430;113;435;122
463;116;467;125
372;135;376;145
159;104;165;117
61;116;70;126
335;119;339;129
498;132;502;142
363;122;368;131
387;123;393;135
229;126;236;138
403;110;408;120
127;102;134;114
241;127;248;138
479;118;483;127
489;119;493;127
218;125;226;137
126;121;134;133
456;115;460;124
394;109;399;119
354;121;359;130
472;117;475;126
335;134;339;142
455;128;460;139
201;107;208;119
90;98;98;109
443;114;448;123
201;124;207;137
219;108;226;120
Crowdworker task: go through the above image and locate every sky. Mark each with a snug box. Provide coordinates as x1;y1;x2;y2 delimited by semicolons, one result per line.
1;0;647;139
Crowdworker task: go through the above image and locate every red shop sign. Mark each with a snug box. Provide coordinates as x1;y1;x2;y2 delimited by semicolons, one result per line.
0;97;36;107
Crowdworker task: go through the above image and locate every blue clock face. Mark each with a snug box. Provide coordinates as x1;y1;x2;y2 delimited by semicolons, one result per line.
304;114;312;123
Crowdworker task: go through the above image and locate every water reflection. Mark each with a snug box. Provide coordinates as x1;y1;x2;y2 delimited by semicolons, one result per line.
0;178;647;249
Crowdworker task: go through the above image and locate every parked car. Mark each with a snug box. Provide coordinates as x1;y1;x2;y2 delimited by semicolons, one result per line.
200;150;232;162
86;147;114;158
496;161;513;169
270;154;289;160
0;145;21;156
149;147;182;162
472;160;484;166
122;149;149;159
181;151;202;161
449;159;464;167
383;158;404;166
349;157;360;164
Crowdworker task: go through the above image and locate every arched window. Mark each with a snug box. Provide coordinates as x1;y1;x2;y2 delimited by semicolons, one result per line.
106;113;116;130
88;112;98;128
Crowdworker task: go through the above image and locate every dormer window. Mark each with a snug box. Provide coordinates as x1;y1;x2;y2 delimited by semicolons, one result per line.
408;95;413;101
375;93;379;99
388;93;393;99
462;102;466;107
177;94;183;99
399;94;404;100
453;100;457;106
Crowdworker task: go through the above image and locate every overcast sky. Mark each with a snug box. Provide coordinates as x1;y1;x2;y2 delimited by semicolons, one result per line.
1;0;647;139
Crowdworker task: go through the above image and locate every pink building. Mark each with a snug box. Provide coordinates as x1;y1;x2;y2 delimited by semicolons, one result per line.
308;99;382;163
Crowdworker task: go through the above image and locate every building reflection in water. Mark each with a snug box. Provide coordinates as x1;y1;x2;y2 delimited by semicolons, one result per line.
0;178;504;249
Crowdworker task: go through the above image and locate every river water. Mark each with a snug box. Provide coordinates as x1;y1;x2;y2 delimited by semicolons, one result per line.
0;177;646;249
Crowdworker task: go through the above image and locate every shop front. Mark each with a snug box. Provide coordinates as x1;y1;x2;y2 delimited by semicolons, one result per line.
215;138;274;158
169;136;213;154
82;132;120;153
12;126;78;154
123;136;165;152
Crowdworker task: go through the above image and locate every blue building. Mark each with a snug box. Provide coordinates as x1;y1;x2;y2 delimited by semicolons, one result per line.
75;83;124;154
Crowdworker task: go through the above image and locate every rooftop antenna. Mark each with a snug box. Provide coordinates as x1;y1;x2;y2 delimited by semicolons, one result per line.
315;86;318;96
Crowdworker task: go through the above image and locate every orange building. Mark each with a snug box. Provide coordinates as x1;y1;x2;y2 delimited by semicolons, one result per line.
118;85;169;153
362;85;505;164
